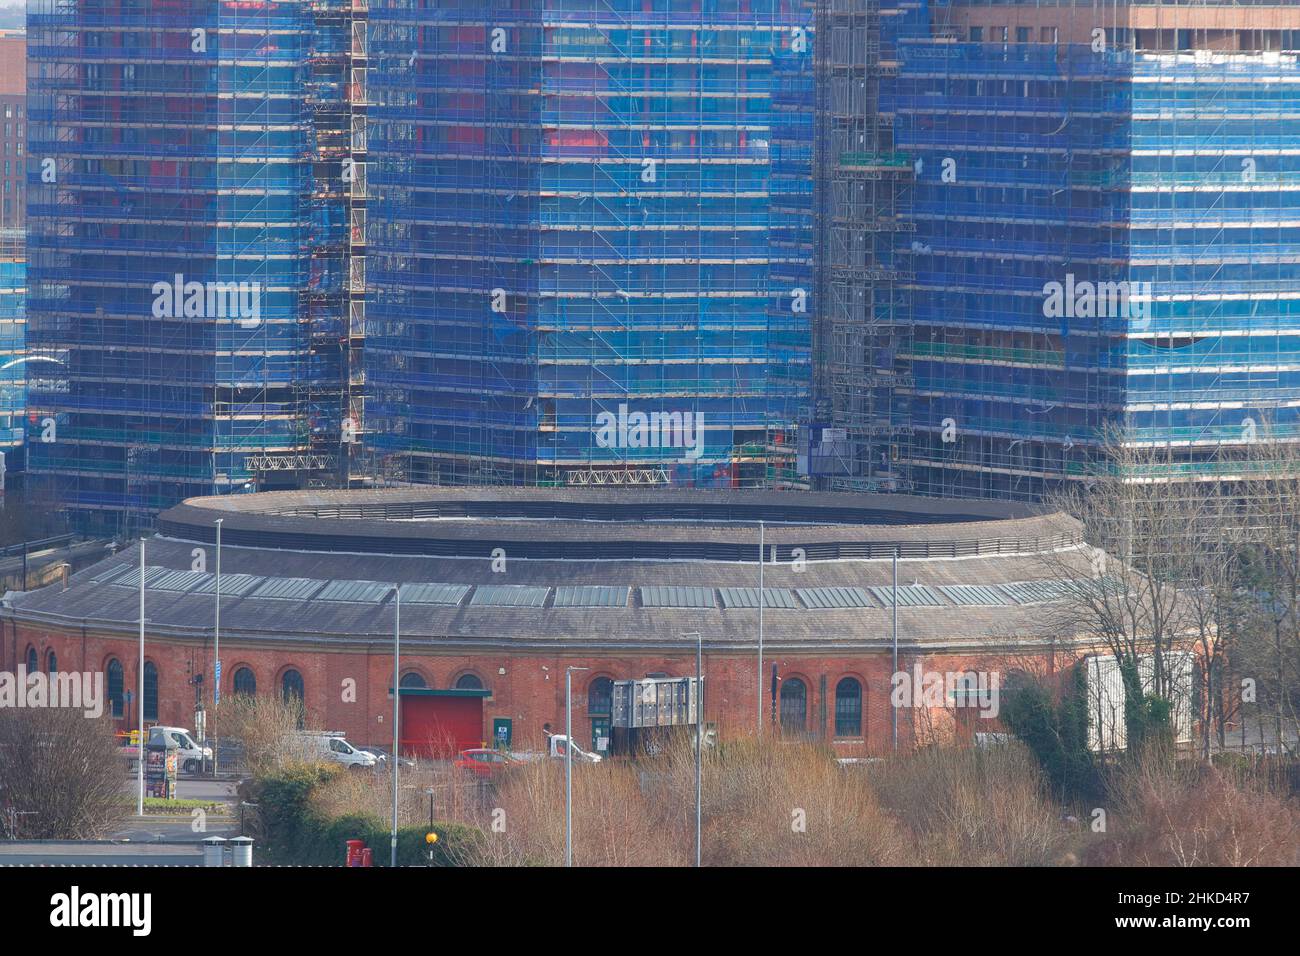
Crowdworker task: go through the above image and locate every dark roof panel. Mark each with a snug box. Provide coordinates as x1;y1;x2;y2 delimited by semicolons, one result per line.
470;585;550;608
718;587;797;610
553;586;629;608
641;586;716;609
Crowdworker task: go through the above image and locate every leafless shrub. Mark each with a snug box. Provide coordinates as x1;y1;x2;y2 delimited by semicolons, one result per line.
473;736;908;867
871;742;1076;866
0;708;124;839
1087;749;1300;866
211;693;305;777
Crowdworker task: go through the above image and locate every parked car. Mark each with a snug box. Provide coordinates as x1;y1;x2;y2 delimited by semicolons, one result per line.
297;731;378;770
118;726;212;774
362;745;417;769
547;734;602;763
453;747;520;779
150;726;213;774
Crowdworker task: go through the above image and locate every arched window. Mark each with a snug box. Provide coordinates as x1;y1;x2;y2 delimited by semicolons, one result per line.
399;671;427;689
232;667;256;696
25;645;37;673
46;650;56;675
106;659;124;718
780;678;807;733
281;669;305;728
587;677;613;716
835;678;862;737
282;669;304;702
143;662;159;722
455;673;483;691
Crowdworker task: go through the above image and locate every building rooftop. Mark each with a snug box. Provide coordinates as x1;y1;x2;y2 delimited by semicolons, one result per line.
4;489;1099;653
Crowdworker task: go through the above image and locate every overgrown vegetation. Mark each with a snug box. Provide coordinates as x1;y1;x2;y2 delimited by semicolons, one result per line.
0;709;123;839
242;763;483;866
237;732;1296;867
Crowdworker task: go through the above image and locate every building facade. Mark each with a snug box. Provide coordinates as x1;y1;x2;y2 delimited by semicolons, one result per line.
0;30;25;231
2;487;1111;756
0;232;23;474
364;0;815;488
23;0;360;534
812;0;1300;500
0;30;25;484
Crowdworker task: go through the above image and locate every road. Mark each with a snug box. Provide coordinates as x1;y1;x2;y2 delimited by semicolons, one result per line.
0;778;246;866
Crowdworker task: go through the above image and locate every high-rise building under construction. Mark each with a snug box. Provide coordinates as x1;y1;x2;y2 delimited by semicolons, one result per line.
26;0;814;532
810;0;1300;500
25;0;366;533
364;0;815;488
24;0;1300;529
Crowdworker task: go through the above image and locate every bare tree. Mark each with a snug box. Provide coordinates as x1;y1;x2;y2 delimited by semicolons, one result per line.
1220;433;1300;753
211;693;306;777
0;708;124;839
1039;427;1209;752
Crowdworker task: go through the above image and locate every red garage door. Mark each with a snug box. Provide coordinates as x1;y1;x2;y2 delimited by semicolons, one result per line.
398;690;488;758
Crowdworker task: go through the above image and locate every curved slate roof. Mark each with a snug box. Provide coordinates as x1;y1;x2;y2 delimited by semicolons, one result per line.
4;489;1095;653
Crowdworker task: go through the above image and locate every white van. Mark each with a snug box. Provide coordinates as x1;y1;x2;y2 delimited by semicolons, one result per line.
149;726;212;774
298;731;378;769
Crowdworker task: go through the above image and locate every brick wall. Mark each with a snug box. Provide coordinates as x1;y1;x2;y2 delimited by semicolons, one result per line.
3;619;1083;757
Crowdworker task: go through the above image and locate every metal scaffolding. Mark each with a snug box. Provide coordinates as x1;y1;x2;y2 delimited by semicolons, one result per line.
25;0;353;531
811;0;917;491
816;0;1300;500
364;0;815;489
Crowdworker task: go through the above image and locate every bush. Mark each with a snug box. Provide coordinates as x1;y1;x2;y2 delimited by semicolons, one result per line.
871;743;1076;866
1001;667;1098;801
0;709;123;839
1087;751;1300;866
249;764;484;866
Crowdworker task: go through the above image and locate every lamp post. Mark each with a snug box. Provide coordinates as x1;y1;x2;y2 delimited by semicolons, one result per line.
757;520;764;733
683;631;702;867
892;547;899;753
137;537;145;817
565;665;588;867
212;517;222;775
391;584;401;867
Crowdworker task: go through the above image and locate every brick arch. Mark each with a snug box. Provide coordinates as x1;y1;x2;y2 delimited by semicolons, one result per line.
450;669;487;692
398;666;432;689
585;673;616;716
777;672;812;734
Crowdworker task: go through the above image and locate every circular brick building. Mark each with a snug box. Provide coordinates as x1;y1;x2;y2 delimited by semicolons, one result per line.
2;488;1098;756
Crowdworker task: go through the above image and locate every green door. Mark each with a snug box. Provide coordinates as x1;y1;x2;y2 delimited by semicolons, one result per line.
591;717;611;755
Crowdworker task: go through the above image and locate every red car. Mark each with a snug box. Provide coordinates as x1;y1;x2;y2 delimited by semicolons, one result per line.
453;748;518;779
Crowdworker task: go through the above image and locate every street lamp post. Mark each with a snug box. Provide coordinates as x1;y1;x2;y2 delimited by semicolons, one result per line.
212;517;222;775
684;631;702;867
757;520;764;733
137;537;145;817
892;547;899;753
391;584;401;867
564;665;588;867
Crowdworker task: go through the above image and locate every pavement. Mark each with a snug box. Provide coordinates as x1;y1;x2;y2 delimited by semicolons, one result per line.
0;843;205;866
0;777;246;865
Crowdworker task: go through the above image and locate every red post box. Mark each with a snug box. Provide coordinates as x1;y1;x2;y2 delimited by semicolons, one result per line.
360;847;374;868
346;839;366;867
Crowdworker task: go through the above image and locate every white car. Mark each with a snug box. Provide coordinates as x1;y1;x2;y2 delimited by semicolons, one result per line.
298;732;379;769
548;734;602;763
